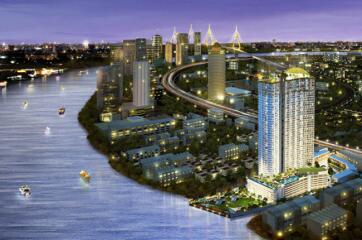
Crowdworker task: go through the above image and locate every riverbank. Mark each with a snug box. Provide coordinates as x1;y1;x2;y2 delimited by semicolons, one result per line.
1;60;111;87
78;93;251;199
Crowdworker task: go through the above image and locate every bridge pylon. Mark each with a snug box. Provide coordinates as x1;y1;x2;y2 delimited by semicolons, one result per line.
204;24;216;46
231;25;242;51
170;26;178;44
188;24;194;43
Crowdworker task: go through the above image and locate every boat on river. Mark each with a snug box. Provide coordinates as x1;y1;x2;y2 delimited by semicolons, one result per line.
80;170;91;182
19;185;31;197
58;107;65;115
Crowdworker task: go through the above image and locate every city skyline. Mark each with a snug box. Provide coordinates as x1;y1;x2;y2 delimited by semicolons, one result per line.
1;0;362;44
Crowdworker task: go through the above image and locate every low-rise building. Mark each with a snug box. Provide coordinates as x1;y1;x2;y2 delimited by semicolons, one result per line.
96;116;176;140
144;132;171;144
306;204;348;239
356;199;362;225
262;195;320;235
337;150;362;171
321;177;362;208
227;59;239;70
178;113;208;144
144;132;180;150
247;169;330;203
207;108;224;124
218;143;249;160
248;133;258;150
224;87;249;111
329;154;358;183
234;116;257;131
313;147;331;165
183;113;208;132
125;145;160;163
140;152;194;186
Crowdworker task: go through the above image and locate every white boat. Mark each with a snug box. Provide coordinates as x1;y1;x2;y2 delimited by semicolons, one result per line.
19;185;31;197
78;70;88;76
56;76;60;81
0;81;7;88
44;127;51;135
23;100;29;109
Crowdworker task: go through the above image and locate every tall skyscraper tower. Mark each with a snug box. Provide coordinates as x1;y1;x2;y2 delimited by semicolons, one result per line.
123;40;136;76
207;43;225;101
152;34;163;60
258;67;315;176
194;32;202;56
135;38;147;61
176;33;189;66
133;61;150;107
165;41;173;64
123;39;147;75
96;62;123;113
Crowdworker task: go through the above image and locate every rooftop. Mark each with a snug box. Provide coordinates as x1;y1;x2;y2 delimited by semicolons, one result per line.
126;144;160;155
323;178;362;196
307;204;347;224
225;87;251;96
96;116;175;131
330;154;357;172
140;152;193;169
265;195;319;217
284;67;311;80
252;167;327;188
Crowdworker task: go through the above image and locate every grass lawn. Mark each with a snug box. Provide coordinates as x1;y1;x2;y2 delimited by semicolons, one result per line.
226;197;260;208
297;167;326;175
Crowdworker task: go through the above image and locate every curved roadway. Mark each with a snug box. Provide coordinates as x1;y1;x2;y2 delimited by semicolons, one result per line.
161;61;362;155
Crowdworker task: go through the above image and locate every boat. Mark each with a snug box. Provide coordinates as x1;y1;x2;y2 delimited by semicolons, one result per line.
79;170;91;182
19;185;31;197
78;70;88;76
55;76;60;81
23;100;29;109
44;127;51;135
58;107;65;115
0;81;7;88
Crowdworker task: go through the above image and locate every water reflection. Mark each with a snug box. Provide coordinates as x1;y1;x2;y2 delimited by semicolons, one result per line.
0;68;260;240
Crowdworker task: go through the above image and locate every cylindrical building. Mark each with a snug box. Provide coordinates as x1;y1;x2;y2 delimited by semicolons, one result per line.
208;43;225;101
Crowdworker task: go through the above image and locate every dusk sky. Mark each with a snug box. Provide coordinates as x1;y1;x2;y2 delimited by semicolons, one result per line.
1;0;361;44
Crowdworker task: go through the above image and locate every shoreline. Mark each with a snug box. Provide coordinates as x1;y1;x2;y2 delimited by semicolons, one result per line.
78;92;252;201
1;61;110;88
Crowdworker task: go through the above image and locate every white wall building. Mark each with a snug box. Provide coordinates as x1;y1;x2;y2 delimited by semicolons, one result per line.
133;61;150;107
247;170;330;204
258;67;315;176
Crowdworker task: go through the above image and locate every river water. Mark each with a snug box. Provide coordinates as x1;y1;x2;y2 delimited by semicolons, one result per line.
0;68;260;240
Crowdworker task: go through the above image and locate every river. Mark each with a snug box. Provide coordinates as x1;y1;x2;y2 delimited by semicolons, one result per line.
0;68;260;240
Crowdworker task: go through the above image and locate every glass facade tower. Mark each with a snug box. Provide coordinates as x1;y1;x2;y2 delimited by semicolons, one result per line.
258;68;315;176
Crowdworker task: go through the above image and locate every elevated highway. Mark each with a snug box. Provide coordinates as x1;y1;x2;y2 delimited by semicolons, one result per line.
161;60;362;155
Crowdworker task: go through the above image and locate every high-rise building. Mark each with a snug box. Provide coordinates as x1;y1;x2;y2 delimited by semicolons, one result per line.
123;39;147;75
207;43;225;101
176;33;189;66
133;61;150;107
135;38;147;61
165;42;173;64
96;62;123;114
152;34;163;60
258;67;315;176
194;32;201;56
123;40;136;76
